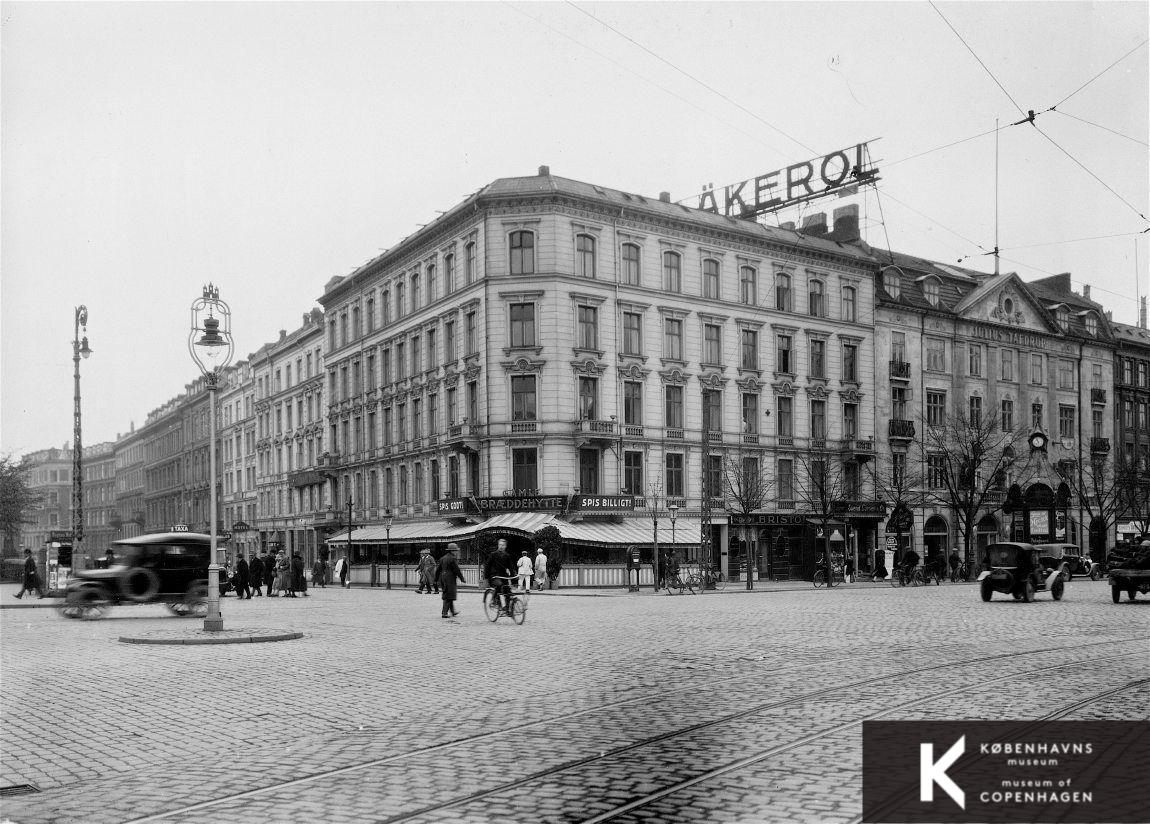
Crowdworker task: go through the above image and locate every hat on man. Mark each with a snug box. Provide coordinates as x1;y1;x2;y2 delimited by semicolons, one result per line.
521;550;529;555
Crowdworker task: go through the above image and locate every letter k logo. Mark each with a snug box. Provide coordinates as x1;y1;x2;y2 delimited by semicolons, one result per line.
921;736;965;808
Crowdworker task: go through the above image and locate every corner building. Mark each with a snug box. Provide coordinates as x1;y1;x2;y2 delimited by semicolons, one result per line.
320;168;876;582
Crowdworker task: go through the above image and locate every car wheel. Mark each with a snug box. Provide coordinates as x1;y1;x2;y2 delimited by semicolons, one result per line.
1062;564;1072;582
1112;585;1122;604
166;601;190;616
1090;567;1102;581
76;588;109;620
980;580;993;602
1052;579;1064;601
183;583;208;618
1022;579;1035;602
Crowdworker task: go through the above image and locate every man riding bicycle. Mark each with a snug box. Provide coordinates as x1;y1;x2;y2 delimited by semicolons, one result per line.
484;538;514;612
900;548;920;582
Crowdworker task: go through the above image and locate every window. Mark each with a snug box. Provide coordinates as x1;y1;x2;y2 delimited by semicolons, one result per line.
366;298;375;333
578;377;598;420
1058;359;1075;390
1085;313;1098;336
741;329;758;370
510;231;535;275
512;448;538;491
663;251;682;292
511;375;536;421
968;344;982;377
665;453;684;497
577;306;598;350
664;318;683;360
841;286;857;322
465;241;476;283
703;258;720;299
426;263;436;303
739;265;756;305
1001;348;1015;381
622;243;640;285
444;253;455;294
465;311;477;354
576;234;596;278
809;339;826;379
579;448;600;494
776;272;792;311
410;337;421;376
623;381;642;425
843;403;857;439
1092;362;1104;387
742;393;759;433
395;283;405;319
892;452;906;486
446;387;457;425
1032;402;1044;430
777;396;793;437
702;389;721;433
381;289;390;325
1001;399;1014;431
777;334;793;373
444;320;455;363
892;387;908;419
809;280;825;316
1059;405;1076;439
665;385;684;428
703;324;721;365
926;339;946;371
969;396;982;427
891;331;906;363
883;269;901;298
623;451;643;494
810;400;826;440
623;312;642;355
1030;354;1044;385
842;342;858;382
410;272;421;313
1092;408;1104;438
927;454;946;488
923;277;940;305
1057;306;1070;331
426;328;436;368
340;312;348;346
778;458;794;500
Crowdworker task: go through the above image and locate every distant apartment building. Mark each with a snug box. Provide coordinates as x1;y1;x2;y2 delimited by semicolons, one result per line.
114;424;147;539
219;358;259;558
81;441;117;562
17;446;73;557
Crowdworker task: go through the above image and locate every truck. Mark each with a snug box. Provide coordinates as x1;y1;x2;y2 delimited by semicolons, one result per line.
1109;567;1150;603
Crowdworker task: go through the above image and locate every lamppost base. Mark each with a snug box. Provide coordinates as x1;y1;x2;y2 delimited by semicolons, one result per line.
203;617;224;632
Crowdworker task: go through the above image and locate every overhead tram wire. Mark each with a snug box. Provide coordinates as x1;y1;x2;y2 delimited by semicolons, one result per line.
1033;124;1148;221
1053;38;1149;109
1051;110;1149;148
499;2;792;158
929;1;1028;119
564;0;816;157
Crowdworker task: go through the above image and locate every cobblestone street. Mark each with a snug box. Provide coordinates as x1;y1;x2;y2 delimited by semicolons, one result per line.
1;580;1147;824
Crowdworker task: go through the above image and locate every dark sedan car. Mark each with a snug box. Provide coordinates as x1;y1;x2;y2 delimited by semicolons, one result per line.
1034;543;1092;580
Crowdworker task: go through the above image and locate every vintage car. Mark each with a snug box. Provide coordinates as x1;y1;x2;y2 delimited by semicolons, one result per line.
978;542;1065;602
59;532;212;620
1034;543;1091;581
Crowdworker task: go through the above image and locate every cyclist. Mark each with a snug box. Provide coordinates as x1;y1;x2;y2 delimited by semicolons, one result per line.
900;548;920;584
484;538;514;612
664;551;680;588
948;550;962;581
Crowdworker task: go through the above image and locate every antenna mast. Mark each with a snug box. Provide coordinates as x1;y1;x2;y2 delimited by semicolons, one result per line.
994;118;1000;275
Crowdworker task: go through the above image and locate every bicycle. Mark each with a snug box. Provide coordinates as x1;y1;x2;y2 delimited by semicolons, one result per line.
890;566;926;587
696;564;728;591
482;576;528;624
949;561;970;583
813;566;846;587
662;570;697;595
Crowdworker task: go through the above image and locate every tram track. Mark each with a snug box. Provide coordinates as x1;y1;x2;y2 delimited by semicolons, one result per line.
124;635;1149;824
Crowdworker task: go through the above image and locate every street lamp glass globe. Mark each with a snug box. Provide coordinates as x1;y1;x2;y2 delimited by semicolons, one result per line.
80;337;92;359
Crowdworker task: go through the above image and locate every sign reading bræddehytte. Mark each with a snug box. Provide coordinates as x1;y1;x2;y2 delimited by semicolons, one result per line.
474;495;567;512
575;495;635;510
696;141;879;218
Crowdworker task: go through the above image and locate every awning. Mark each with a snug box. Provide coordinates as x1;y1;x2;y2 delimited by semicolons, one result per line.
327;512;558;545
558;517;702;548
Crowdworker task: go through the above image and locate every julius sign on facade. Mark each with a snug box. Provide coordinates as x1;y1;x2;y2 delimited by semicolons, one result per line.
696;141;880;218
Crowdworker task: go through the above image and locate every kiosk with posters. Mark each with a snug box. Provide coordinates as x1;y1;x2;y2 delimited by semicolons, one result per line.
44;531;74;595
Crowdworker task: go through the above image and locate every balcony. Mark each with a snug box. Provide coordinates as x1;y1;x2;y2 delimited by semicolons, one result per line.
889;360;911;380
624;424;645;438
1091;388;1107;405
666;428;685;440
888;419;916;440
572;419;617;436
287;469;326;488
840;437;876;462
510;421;538;435
316;452;340;470
1091;437;1110;454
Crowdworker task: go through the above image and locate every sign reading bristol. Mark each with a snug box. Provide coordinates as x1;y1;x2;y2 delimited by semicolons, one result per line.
696;141;879;218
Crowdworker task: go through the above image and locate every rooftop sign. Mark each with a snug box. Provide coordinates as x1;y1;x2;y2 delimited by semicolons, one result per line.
696;142;879;219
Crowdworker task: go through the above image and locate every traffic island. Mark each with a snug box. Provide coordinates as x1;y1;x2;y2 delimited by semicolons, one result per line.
118;627;303;646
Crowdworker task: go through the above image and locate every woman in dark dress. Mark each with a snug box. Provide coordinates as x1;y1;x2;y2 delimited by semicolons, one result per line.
437;543;465;618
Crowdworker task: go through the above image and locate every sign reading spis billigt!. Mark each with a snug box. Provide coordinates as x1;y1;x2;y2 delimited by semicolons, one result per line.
696;142;879;218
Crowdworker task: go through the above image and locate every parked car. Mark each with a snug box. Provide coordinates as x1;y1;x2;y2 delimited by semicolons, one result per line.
59;532;212;620
1034;543;1090;581
978;542;1065;602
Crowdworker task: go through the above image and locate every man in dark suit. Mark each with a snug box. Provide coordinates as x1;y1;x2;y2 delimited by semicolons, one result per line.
484;538;513;612
248;551;263;597
234;554;251;600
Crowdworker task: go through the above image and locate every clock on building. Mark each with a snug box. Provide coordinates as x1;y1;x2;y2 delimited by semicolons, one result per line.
1028;432;1048;452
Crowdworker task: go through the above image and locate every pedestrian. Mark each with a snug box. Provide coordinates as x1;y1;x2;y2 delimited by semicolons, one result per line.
312;558;326;591
14;549;45;599
948;550;961;581
248;551;264;597
534;547;548;591
275;550;291;597
103;548;116;569
516;550;533;592
262;549;276;596
235;554;251;600
335;555;349;588
291;552;306;597
437;542;465;618
416;548;437;594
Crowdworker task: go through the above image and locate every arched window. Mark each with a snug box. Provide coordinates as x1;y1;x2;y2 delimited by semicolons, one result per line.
922;277;940;306
575;234;596;278
776;272;792;311
808;280;825;317
740;265;757;305
883;269;901;299
621;243;640;285
663;251;681;292
703;258;720;298
509;231;535;275
426;263;436;303
841;286;857;322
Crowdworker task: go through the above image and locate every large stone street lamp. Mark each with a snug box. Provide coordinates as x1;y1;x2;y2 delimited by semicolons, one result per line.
189;284;234;631
72;306;92;573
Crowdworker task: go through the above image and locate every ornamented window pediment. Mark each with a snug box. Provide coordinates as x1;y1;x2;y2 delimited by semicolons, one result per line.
696;371;728;389
571;358;607;377
805;384;830;399
500;357;545;374
659;367;690;386
618;363;649;381
463;363;482;381
735;374;762;391
771;380;796;396
838;388;864;403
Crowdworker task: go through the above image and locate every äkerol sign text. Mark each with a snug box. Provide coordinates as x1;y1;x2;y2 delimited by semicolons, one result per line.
696;142;879;218
576;495;635;510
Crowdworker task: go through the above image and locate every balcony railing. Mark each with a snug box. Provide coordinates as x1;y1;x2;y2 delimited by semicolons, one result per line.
889;360;911;380
624;424;645;438
572;418;617;435
666;428;685;440
888;419;916;439
840;437;875;452
510;421;538;434
1091;388;1107;405
1091;437;1110;454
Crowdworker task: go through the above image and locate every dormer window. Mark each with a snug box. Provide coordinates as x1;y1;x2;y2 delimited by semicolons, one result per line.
1084;312;1098;336
883;269;901;299
1056;306;1070;331
922;276;940;306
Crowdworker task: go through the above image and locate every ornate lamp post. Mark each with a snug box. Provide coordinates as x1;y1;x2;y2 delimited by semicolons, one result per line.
189;284;234;631
650;484;661;590
347;497;356;587
72;306;92;573
384;507;394;589
668;503;678;546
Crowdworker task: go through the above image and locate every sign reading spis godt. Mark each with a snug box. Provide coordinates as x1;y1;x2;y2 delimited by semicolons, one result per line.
696;142;879;218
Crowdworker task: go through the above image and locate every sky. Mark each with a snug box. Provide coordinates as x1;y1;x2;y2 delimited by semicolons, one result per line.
2;1;1147;460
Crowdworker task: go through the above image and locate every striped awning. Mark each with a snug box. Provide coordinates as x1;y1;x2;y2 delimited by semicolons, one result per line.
558;518;702;548
327;512;557;545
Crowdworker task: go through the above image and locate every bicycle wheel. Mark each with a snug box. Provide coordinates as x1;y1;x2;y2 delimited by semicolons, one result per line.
482;589;500;622
890;572;901;587
911;570;924;587
813;570;826;588
712;571;727;591
686;573;702;593
511;596;527;625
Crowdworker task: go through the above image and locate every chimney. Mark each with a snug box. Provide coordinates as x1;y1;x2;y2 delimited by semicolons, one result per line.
659;191;671;203
800;212;828;237
1141;297;1147;329
537;165;550;176
827;204;860;242
279;329;287;341
1106;310;1113;321
1082;284;1091;300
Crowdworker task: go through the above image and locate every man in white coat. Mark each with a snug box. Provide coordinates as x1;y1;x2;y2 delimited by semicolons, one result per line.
534;548;549;591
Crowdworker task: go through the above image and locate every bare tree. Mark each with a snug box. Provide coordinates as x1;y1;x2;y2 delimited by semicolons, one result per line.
1054;449;1129;561
920;406;1036;566
1116;454;1150;542
793;450;851;580
867;450;927;568
0;456;42;558
720;446;774;588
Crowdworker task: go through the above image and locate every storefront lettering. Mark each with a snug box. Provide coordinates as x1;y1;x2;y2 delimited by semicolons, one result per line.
475;496;567;512
731;513;807;527
576;495;635;510
966;322;1045;350
437;498;467;514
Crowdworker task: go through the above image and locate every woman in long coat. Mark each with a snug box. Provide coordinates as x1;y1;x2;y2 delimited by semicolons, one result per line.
275;551;291;597
437;543;465;618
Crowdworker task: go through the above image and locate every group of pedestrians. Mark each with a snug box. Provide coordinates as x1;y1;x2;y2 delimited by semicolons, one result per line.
226;549;319;598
